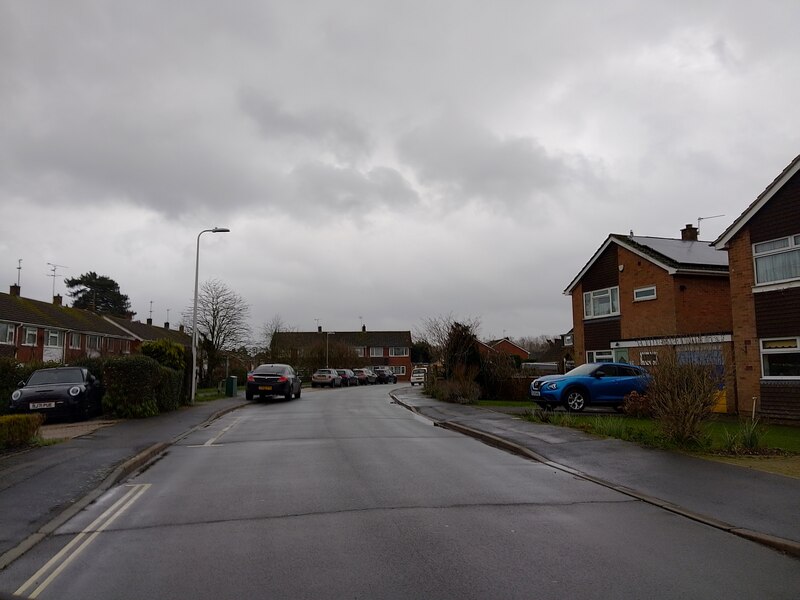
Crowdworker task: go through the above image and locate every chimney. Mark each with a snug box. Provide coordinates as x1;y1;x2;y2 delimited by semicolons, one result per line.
681;224;699;241
318;325;322;333
164;322;170;330
362;324;366;332
179;324;185;333
10;284;20;296
53;294;62;306
147;318;153;326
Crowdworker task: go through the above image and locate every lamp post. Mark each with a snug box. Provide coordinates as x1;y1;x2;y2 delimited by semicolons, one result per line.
326;331;335;368
191;227;230;404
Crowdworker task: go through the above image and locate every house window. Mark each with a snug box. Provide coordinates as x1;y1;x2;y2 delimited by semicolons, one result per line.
633;286;657;301
106;338;115;352
389;365;406;375
640;351;658;366
354;346;365;358
389;347;409;357
370;347;384;357
761;338;800;379
121;340;131;354
583;287;620;319
87;335;100;350
563;334;574;347
753;234;800;285
44;329;63;348
24;327;37;346
0;322;13;345
69;333;81;349
586;350;613;363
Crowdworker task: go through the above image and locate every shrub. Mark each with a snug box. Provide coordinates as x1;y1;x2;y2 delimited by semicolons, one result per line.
102;355;163;418
646;344;726;446
0;413;44;449
722;418;763;454
142;339;186;372
155;365;184;413
70;356;109;384
622;391;651;418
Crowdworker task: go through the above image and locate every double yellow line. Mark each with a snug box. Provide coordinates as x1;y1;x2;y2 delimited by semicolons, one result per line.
16;483;151;598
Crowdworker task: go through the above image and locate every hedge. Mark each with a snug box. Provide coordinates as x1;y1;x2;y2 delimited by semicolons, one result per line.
0;358;62;416
0;413;44;450
103;355;185;418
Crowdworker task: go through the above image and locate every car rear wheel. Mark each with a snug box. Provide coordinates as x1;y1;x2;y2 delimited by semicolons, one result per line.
284;386;292;401
564;389;588;412
295;386;301;399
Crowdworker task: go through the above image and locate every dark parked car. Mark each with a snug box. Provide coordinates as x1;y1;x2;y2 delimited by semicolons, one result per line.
371;367;397;384
352;368;377;385
530;362;649;411
246;364;302;401
336;369;359;387
10;366;104;421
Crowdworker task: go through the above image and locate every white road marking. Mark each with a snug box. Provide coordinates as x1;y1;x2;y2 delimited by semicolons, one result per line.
16;483;151;598
188;416;243;447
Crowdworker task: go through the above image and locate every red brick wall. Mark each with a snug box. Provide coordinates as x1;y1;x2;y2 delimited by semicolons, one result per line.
727;228;759;415
492;339;528;360
618;246;677;339
673;275;732;335
571;282;585;363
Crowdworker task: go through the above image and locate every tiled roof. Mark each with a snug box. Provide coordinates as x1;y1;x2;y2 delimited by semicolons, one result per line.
105;316;191;346
272;330;412;349
614;235;729;270
0;292;133;337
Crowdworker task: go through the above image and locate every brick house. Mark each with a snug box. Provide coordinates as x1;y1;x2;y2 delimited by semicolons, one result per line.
271;327;414;381
713;153;800;422
564;227;735;411
104;315;191;350
488;338;530;361
0;285;136;363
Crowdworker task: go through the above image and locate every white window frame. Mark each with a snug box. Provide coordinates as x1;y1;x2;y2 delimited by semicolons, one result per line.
760;337;800;380
87;335;100;350
753;234;800;286
639;351;658;366
370;347;384;358
106;338;115;352
69;332;81;349
24;327;37;346
586;350;614;363
389;365;406;375
0;322;14;345
583;286;620;319
563;334;574;347
121;339;131;354
633;286;657;302
44;329;63;348
354;346;365;358
389;346;409;357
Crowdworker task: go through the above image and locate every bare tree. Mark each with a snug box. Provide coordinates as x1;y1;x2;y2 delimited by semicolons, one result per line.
414;313;481;364
183;279;251;385
261;314;296;353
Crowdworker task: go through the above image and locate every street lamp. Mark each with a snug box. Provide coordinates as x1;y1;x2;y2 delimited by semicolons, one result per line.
326;331;335;368
191;227;230;404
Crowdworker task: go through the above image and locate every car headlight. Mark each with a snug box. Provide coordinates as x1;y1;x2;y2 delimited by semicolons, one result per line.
11;390;22;401
69;386;82;397
545;382;559;391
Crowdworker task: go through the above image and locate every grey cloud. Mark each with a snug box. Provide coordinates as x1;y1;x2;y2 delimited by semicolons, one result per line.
239;89;372;164
288;162;418;215
396;115;599;208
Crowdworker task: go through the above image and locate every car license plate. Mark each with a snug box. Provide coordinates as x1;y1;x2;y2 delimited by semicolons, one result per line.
530;390;541;397
30;402;56;409
259;385;272;391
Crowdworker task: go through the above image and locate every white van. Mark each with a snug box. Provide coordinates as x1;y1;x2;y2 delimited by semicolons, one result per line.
410;367;428;386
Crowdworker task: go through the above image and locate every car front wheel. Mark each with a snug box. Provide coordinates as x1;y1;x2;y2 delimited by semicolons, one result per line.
564;389;588;412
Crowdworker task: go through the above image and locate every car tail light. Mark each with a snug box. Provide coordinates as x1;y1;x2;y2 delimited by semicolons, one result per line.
277;376;288;383
247;374;255;382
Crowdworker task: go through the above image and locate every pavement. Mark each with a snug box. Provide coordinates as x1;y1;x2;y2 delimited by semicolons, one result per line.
0;385;798;575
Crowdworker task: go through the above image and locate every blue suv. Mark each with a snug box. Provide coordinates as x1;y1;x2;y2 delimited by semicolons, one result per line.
529;362;649;411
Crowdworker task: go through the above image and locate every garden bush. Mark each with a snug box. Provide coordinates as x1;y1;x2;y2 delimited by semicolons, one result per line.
155;365;184;413
102;355;163;418
622;391;651;418
0;413;44;450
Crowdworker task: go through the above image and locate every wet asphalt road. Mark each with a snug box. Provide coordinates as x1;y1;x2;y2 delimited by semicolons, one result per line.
2;384;798;599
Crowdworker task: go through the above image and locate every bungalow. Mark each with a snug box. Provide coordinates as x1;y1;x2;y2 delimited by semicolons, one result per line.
713;153;800;422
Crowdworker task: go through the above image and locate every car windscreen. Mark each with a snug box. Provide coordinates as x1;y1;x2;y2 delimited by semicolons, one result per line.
564;363;598;377
27;369;84;385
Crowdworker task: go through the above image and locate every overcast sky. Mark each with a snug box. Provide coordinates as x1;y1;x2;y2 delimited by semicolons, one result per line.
2;1;799;344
